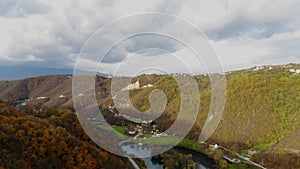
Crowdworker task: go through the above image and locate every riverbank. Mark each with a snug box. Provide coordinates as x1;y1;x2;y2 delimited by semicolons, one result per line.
176;138;265;169
173;147;218;169
97;124;260;168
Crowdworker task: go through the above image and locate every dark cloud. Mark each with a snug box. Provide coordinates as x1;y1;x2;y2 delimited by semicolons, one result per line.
207;17;295;40
126;35;179;53
6;35;75;69
102;34;179;63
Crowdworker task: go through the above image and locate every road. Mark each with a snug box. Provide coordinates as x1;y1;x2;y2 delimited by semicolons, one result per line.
119;133;142;169
127;156;140;169
236;153;266;169
217;145;267;169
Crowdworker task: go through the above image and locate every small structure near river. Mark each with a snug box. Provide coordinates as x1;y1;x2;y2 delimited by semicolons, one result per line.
223;154;240;163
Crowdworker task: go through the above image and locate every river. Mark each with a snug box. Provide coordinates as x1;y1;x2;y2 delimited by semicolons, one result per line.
173;147;218;169
121;142;218;169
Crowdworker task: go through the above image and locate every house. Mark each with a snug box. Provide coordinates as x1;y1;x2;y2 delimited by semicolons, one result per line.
288;69;300;74
209;143;219;150
253;66;265;71
152;133;162;137
128;131;136;135
153;131;161;135
121;81;140;91
289;69;296;73
248;148;258;155
152;129;162;137
136;125;143;132
223;154;240;163
212;144;219;150
59;94;66;98
142;84;153;88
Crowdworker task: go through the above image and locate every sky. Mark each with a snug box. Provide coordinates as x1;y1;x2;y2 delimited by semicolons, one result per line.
0;0;300;78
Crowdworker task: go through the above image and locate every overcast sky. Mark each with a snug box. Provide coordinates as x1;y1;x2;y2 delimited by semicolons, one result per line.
0;0;300;76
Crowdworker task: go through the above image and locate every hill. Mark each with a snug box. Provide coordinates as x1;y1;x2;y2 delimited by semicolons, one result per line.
0;63;299;168
119;64;300;168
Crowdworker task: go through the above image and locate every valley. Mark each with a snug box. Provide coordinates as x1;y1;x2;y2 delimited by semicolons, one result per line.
0;63;299;168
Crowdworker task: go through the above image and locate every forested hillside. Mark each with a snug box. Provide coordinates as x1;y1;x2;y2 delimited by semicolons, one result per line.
0;63;299;168
0;100;133;169
124;64;300;168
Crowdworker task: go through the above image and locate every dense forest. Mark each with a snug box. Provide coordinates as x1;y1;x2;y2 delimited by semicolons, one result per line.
0;101;133;169
126;64;300;168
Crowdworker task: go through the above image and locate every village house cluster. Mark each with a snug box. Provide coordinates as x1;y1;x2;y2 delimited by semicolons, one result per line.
251;64;300;74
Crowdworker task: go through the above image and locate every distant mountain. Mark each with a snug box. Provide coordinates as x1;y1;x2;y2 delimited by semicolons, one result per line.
0;73;113;110
97;72;112;78
0;66;73;80
0;65;114;80
0;74;74;109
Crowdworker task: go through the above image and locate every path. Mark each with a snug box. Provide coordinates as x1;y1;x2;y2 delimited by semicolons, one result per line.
217;145;267;169
127;156;140;169
236;153;267;169
119;133;142;169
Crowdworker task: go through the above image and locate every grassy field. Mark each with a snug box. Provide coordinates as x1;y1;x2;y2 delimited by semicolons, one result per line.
98;125;127;139
177;138;203;152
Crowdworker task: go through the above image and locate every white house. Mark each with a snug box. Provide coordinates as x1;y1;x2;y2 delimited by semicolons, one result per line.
289;69;296;73
142;84;153;88
289;69;300;74
121;81;140;91
59;95;66;98
253;66;265;71
129;131;136;135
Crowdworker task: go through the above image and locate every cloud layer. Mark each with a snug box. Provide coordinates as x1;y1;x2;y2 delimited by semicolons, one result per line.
0;0;299;74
